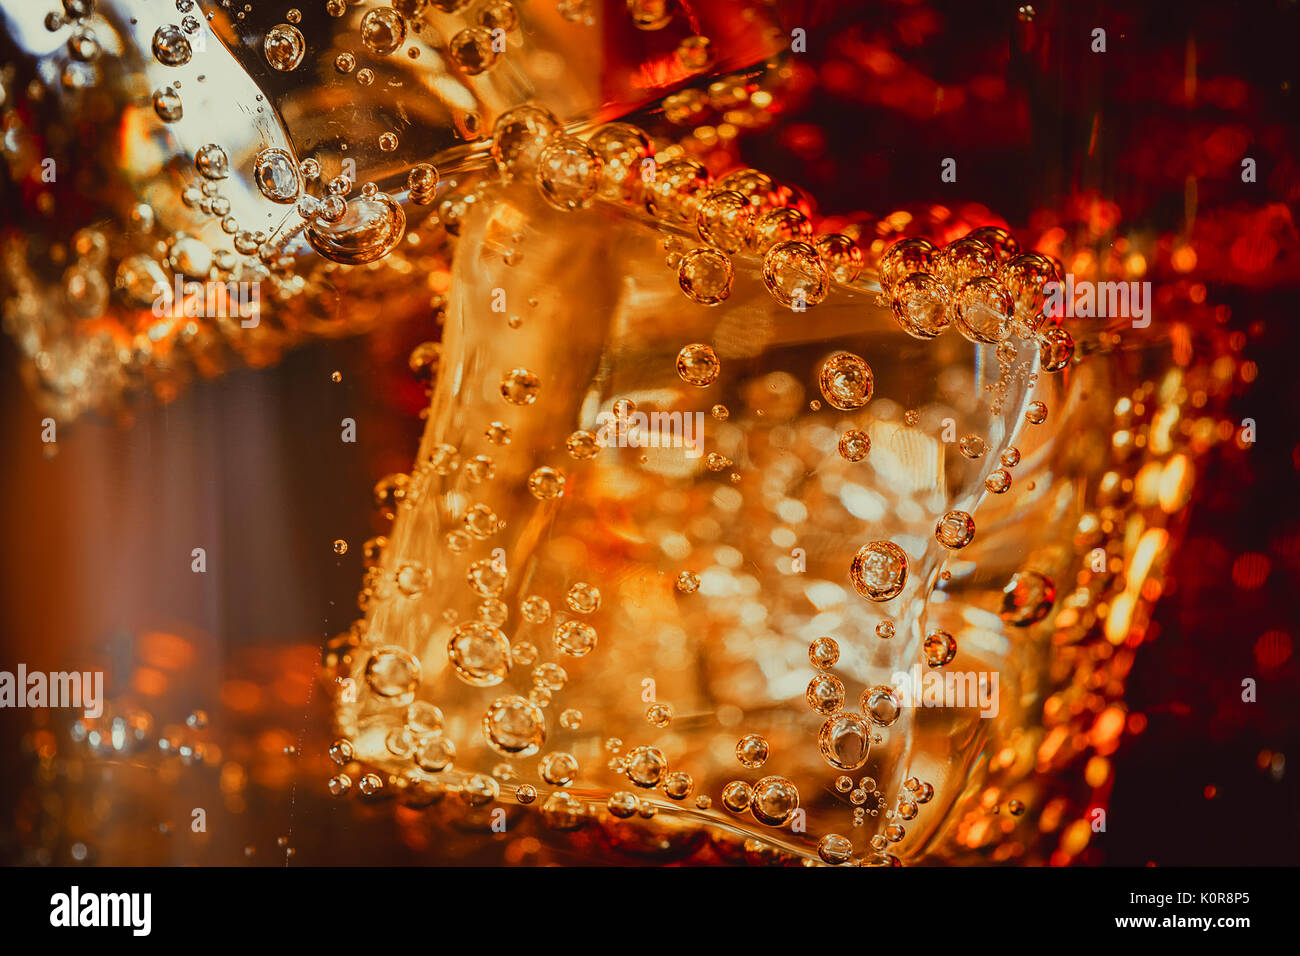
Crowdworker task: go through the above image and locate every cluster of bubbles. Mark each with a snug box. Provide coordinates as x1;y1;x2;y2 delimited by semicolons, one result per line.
328;334;771;838
880;229;1075;378
801;632;934;859
478;108;874;315
142;0;470;274
336;293;1005;859
477;105;1086;419
828;223;1066;681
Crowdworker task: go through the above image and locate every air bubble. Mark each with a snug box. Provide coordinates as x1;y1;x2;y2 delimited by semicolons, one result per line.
935;510;976;549
808;637;839;669
923;630;957;668
263;23;305;71
447;622;512;686
253;147;301;203
850;541;907;601
361;8;406;55
152;25;192;66
676;343;720;386
763;240;828;309
677;248;733;305
152;87;183;122
838;430;871;462
819;352;873;410
535;136;601;210
194;144;229;180
750;776;800;825
818;714;872;771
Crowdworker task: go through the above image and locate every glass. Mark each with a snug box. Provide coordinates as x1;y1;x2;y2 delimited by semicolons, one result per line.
326;177;1199;864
